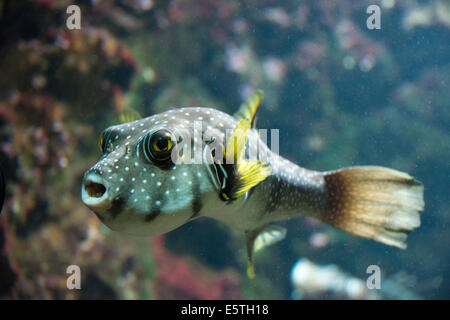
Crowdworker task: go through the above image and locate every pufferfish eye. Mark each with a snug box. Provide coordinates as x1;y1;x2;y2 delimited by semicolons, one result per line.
98;129;114;154
142;129;175;163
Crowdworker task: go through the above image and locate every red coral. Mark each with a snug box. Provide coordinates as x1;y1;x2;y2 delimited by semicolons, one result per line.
152;236;242;300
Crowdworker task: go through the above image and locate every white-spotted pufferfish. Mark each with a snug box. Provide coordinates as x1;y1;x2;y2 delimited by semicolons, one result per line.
81;91;424;278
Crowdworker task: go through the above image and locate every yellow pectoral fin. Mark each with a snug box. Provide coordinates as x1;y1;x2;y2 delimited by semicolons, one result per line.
225;118;271;200
233;160;271;199
223;117;271;200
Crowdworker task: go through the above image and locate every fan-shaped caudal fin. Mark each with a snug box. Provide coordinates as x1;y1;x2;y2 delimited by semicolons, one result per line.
321;166;424;249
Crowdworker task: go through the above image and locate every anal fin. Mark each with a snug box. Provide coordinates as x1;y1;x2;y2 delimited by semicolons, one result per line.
245;225;287;279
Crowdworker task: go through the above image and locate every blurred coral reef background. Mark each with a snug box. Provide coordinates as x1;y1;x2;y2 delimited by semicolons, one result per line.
0;0;449;299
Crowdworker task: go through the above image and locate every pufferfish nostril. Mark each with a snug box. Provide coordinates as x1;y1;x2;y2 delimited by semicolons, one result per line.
84;180;106;198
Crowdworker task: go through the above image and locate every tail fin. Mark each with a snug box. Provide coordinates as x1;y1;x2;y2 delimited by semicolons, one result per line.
321;166;424;249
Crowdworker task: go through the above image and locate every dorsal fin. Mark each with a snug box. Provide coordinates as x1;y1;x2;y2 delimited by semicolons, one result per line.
234;90;263;128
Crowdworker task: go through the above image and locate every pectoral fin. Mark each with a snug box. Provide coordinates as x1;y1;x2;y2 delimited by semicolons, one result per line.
245;225;287;279
206;118;270;202
226;119;271;200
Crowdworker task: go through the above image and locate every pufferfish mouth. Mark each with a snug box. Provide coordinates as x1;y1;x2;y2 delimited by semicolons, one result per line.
81;173;109;208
